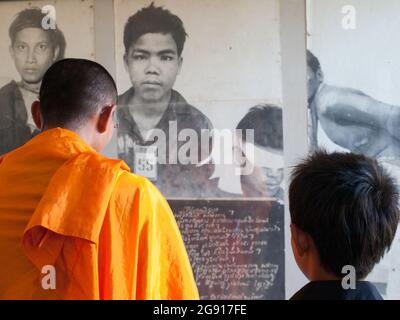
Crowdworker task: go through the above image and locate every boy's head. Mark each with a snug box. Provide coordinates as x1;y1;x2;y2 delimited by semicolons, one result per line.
123;2;187;57
236;105;284;198
306;50;324;102
289;151;399;280
9;8;66;86
122;3;187;104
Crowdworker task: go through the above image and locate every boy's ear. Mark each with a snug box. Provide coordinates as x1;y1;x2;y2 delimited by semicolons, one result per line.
316;69;324;82
123;53;129;73
290;223;310;257
53;45;60;62
9;45;15;61
177;56;183;74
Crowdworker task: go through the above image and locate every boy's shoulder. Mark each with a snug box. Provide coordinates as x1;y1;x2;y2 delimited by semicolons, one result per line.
290;281;383;300
0;81;20;114
0;80;17;95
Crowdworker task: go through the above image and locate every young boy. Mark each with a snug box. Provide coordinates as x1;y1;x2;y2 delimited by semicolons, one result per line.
289;150;399;299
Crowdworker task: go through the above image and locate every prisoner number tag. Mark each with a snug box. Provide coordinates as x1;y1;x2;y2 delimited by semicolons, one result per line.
133;145;158;181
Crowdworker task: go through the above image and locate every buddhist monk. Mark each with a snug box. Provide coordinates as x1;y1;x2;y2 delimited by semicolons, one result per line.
0;58;199;300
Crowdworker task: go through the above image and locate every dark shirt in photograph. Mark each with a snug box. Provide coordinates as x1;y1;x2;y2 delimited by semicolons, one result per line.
0;81;37;155
117;88;214;198
290;281;383;300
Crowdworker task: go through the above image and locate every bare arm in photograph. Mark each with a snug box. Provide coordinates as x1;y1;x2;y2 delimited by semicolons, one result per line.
315;85;400;158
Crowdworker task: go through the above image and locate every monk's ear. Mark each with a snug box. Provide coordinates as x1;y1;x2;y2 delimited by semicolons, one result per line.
97;104;116;134
31;100;42;130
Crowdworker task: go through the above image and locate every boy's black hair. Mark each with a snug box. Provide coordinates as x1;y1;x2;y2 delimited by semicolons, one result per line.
39;59;117;128
306;50;321;75
289;150;399;279
123;2;187;56
9;7;66;60
236;104;283;150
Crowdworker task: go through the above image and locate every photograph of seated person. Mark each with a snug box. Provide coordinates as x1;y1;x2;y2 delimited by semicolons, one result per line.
117;3;214;198
307;50;400;159
289;151;399;300
0;7;66;155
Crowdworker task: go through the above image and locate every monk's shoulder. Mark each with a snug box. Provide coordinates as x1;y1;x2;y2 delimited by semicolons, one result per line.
114;170;140;191
113;170;158;202
111;171;168;226
87;152;152;198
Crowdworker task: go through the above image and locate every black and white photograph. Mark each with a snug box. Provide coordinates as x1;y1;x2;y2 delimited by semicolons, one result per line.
0;0;94;155
307;0;400;299
234;104;284;202
114;0;284;200
2;0;399;303
113;0;286;300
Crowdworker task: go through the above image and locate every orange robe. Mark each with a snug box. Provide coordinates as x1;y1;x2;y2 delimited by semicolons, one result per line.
0;128;199;299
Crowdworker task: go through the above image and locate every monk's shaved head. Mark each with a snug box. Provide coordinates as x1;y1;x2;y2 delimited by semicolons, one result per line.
39;58;117;129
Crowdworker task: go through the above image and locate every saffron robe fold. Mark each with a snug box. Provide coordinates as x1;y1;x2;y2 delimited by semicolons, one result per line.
0;128;199;299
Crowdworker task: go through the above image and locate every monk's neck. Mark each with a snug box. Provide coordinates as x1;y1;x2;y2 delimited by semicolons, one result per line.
42;126;95;149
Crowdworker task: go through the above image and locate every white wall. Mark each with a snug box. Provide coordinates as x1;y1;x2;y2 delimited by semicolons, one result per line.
280;0;309;299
